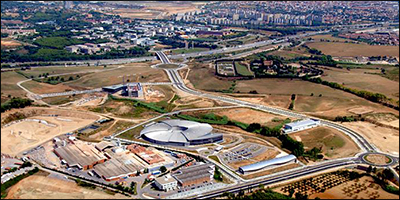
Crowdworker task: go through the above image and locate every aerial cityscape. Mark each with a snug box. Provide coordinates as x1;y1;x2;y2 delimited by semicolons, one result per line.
0;1;399;199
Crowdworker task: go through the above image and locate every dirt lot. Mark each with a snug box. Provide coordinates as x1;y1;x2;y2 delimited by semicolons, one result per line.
1;39;21;49
5;174;128;199
291;127;360;159
364;154;391;165
309;176;398;199
1;107;99;156
321;67;399;100
306;42;399;57
21;80;77;94
343;121;399;155
214;107;294;127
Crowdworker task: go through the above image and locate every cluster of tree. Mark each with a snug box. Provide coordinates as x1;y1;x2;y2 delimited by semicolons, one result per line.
33;37;85;49
306;55;338;67
1;46;150;62
153;36;186;49
75;178;96;189
222;31;248;40
278;134;305;157
334;115;363;122
1;97;33;113
1;33;9;38
224;188;293;199
304;147;323;161
289;94;296;110
213;167;223;181
303;76;399;110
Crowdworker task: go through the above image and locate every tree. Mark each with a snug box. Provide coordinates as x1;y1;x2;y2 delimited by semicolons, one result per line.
310;93;314;96
160;166;167;173
289;188;295;197
367;165;373;174
68;76;73;81
319;94;322;97
60;77;65;82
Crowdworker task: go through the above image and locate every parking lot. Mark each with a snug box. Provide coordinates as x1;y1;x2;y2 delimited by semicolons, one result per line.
220;143;266;164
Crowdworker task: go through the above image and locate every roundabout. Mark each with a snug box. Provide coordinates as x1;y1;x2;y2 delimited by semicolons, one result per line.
359;152;398;167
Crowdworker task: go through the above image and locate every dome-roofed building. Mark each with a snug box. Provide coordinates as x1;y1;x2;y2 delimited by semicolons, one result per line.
140;119;223;146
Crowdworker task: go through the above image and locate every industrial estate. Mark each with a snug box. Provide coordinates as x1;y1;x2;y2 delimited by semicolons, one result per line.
1;1;399;200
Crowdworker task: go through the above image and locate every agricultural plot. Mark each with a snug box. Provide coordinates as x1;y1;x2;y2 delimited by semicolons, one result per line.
168;47;209;55
306;42;399;57
321;67;399;100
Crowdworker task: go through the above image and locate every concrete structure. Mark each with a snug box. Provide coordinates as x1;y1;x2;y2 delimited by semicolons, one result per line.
238;155;297;174
53;141;107;170
172;163;215;187
154;174;178;191
121;82;143;98
140;119;223;146
126;144;175;172
102;84;125;94
282;119;320;134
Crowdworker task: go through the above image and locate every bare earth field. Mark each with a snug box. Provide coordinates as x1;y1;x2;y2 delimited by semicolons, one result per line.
214;107;294;127
18;66;111;78
243;163;302;180
321;67;399;100
21;80;76;94
309;176;399;199
306;42;399;57
5;174;128;199
1;107;99;156
1;71;28;98
343;121;399;155
291;127;360;159
187;63;234;91
1;39;21;49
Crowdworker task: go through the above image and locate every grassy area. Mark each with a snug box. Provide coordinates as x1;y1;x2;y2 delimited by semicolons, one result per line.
117;125;142;140
169;47;208;55
17;66;104;78
235;62;253;76
1;71;28;98
156;64;180;69
188;62;234;91
380;67;399;82
41;94;85;105
209;155;221;164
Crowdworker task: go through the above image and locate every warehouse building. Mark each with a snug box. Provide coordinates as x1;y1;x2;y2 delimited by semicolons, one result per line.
102;84;125;94
53;141;107;170
93;146;146;181
154;174;178;192
238;154;297;174
140;119;223;146
127;144;175;172
172;163;215;187
282;119;320;134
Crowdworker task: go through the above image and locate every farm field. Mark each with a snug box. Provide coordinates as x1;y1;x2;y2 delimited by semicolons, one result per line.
343;121;399;155
231;78;399;118
290;127;360;159
306;42;399;57
5;174;129;199
1;71;28;99
1;108;99;156
321;67;399;100
309;176;398;199
309;34;354;43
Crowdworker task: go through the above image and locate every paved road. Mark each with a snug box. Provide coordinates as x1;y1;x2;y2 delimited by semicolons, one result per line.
153;51;399;199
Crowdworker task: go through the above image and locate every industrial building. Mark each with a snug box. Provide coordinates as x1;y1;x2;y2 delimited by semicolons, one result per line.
154;174;178;192
53;141;107;170
127;144;175;172
102;82;143;98
172;163;215;187
140;119;223;146
282;119;320;134
93;147;146;181
238;154;297;174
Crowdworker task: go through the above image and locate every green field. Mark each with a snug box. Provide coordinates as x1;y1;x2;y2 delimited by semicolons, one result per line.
306;42;399;57
169;47;208;55
235;62;253;76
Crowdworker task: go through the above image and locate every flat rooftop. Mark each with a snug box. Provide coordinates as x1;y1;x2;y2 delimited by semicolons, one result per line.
54;141;107;168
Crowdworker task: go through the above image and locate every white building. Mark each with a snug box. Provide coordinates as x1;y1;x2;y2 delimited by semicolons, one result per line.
154;174;178;192
283;119;320;134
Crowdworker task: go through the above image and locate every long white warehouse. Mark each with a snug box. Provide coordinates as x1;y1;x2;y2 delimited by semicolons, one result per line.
282;119;320;134
238;155;297;174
